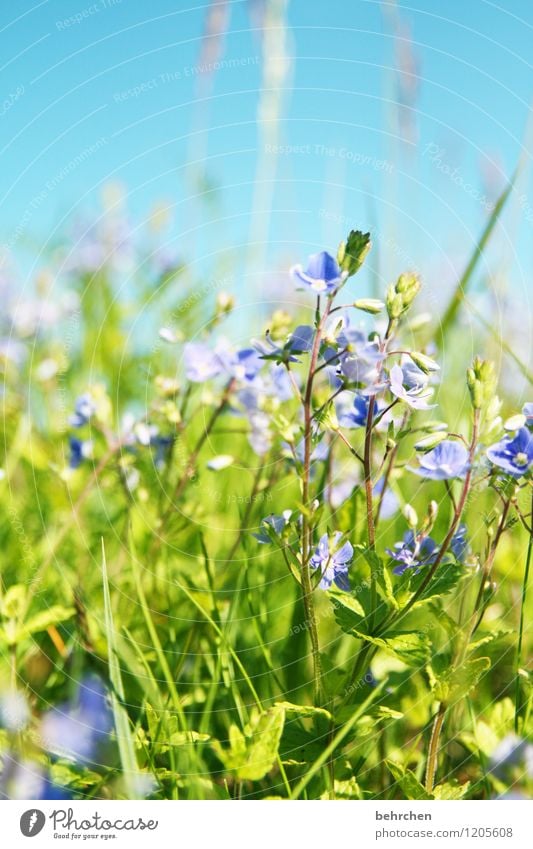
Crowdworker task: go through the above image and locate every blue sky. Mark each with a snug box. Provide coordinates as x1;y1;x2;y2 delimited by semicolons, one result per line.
1;0;533;310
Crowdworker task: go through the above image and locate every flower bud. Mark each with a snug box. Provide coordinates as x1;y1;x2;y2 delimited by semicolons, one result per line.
409;351;440;374
467;357;497;410
353;298;384;314
403;504;418;529
337;230;371;277
414;432;448;452
385;273;421;321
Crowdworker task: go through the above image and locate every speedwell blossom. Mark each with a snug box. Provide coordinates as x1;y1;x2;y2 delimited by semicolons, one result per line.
253;511;292;543
336;392;370;428
40;676;112;764
69;437;93;469
310;532;353;590
387;530;438;575
523;402;533;428
389;363;434;410
336;327;384;389
253;325;314;364
413;440;469;480
291;251;346;295
487;427;533;478
69;393;97;427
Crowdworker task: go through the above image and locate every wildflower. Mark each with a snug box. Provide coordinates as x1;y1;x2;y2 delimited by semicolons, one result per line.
487;427;533;478
40;677;112;764
450;524;469;561
336;327;384;389
253;511;292;543
0;690;30;732
413;440;469;480
291;251;346;295
523;402;533;428
69;437;93;469
183;343;223;382
310;532;353;591
336;393;370;428
387;530;438;575
69;393;97;427
389;363;434;410
254;325;314;364
488;735;533;780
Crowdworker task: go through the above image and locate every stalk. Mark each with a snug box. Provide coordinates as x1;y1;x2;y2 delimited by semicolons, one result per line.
425;703;446;794
514;487;533;732
301;295;332;704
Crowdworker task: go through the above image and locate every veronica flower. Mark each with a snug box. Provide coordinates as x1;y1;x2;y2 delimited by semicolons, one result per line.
487;427;533;478
69;437;93;469
291;251;346;295
40;677;112;764
247;411;273;456
310;532;353;590
523;402;533;428
69;393;97;427
488;735;533;780
336;393;370;428
183;342;223;382
335;327;384;390
253;325;314;364
389;364;434;410
387;530;438;575
253;511;292;543
413;440;469;480
450;524;469;561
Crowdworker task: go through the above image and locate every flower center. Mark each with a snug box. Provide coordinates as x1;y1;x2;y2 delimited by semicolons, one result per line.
514;452;529;467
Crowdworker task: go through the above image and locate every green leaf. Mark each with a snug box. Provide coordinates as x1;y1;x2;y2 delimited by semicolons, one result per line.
433;780;470;800
386;760;433;800
351;628;431;666
439;170;516;344
22;606;75;636
274;701;332;721
213;705;285;781
433;657;491;705
101;539;138;798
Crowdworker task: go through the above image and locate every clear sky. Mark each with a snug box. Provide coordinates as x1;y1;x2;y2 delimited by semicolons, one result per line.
1;0;533;316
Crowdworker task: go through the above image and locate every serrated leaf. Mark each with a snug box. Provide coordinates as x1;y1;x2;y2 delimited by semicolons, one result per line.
433;780;470;800
213;705;285;781
351;628;431;666
433;657;491;705
386;760;433;800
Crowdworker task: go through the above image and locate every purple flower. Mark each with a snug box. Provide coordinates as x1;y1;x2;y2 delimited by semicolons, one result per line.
487;427;533;478
387;531;438;575
310;532;353;590
69;393;96;427
413;440;469;480
291;251;346;295
253;511;292;543
389;364;434;410
335;327;384;390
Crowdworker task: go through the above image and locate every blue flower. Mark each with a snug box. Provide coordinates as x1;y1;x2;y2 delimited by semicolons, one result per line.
336;393;370;428
523;402;533;428
310;532;353;590
291;251;346;295
413;440;469;480
69;393;97;427
335;326;384;389
389;364;434;410
387;530;438;575
487;427;533;478
488;735;533;780
450;524;469;561
40;677;112;764
253;511;292;544
69;437;92;469
254;325;315;364
183;343;223;382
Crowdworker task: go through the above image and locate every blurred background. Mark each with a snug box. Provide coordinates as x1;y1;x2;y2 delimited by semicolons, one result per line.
1;0;532;391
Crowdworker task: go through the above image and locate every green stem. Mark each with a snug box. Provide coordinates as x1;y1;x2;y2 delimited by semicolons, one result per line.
515;486;533;732
425;702;446;794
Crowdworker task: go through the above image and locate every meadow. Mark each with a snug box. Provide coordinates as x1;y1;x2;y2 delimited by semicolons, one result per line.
0;194;531;802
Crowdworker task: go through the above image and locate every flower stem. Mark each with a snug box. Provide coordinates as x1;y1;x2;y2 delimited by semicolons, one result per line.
301;296;333;704
425;702;446;794
515;486;533;732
